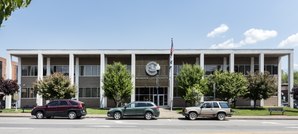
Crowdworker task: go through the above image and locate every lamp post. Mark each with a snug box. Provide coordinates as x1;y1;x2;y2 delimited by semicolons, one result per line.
155;63;160;105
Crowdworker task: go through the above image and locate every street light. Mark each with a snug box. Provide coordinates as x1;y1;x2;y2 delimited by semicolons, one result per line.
155;63;160;105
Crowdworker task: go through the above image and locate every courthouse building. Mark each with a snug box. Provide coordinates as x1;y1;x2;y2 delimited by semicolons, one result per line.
4;49;295;108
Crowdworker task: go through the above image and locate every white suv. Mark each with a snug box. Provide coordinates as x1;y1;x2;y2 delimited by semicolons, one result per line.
182;101;232;120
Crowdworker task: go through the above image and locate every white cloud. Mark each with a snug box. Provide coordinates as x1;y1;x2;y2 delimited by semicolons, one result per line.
210;28;277;49
240;28;278;45
278;33;298;48
207;24;229;38
210;39;238;49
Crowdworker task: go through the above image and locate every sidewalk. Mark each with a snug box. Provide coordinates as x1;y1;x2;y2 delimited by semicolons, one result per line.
1;109;298;120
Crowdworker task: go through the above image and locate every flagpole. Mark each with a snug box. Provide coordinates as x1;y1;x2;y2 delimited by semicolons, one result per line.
170;38;174;111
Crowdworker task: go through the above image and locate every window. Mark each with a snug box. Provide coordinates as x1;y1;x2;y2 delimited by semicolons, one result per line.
21;88;36;98
219;102;229;108
126;103;135;108
147;103;154;107
136;103;147;107
79;88;100;98
202;102;212;108
79;65;100;76
59;101;68;106
69;101;78;105
265;64;278;75
205;65;222;75
21;65;38;76
48;101;59;106
51;65;69;75
213;102;220;108
174;65;183;75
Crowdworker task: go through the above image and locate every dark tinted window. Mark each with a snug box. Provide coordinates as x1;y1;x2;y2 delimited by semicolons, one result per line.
136;103;147;107
219;102;229;108
69;101;78;105
147;103;154;107
48;101;59;106
59;101;68;106
213;102;220;108
203;103;212;108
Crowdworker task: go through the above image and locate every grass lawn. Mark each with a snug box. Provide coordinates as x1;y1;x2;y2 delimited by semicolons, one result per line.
233;107;298;116
86;108;108;114
0;108;31;113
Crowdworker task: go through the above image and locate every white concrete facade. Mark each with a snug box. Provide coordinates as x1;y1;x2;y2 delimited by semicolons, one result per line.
5;49;295;108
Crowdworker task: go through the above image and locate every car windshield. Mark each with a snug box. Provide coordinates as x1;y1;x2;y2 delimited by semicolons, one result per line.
197;102;204;107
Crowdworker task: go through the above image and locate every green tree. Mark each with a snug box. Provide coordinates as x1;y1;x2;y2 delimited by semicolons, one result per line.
282;71;298;86
208;71;248;107
103;62;132;107
0;0;31;27
0;78;19;100
176;64;207;106
33;73;76;100
244;72;277;108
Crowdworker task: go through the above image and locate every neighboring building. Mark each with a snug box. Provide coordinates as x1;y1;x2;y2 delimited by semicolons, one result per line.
4;49;295;108
0;57;17;80
0;57;17;109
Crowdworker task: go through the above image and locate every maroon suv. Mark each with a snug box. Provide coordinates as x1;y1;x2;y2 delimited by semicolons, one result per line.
31;99;87;119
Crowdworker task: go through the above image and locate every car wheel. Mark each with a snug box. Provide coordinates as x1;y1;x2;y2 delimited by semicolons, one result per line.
36;111;44;119
113;112;122;120
144;112;153;120
217;113;226;121
68;111;77;119
188;112;197;120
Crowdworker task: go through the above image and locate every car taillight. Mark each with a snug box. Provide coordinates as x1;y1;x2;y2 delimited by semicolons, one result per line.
79;103;83;108
154;106;159;110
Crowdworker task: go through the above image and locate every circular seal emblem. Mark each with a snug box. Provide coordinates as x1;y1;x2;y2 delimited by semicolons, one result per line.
145;61;160;76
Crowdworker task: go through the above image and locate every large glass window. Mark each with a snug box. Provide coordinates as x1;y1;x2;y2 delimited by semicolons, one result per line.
234;64;252;75
79;87;100;98
51;65;69;75
79;65;100;76
21;65;38;76
21;88;37;98
205;65;222;75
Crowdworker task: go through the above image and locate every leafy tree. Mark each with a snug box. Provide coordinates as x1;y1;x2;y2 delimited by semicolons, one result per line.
33;73;76;100
208;71;248;107
244;72;277;108
103;62;132;107
0;78;19;97
176;64;207;106
281;71;298;86
0;0;31;27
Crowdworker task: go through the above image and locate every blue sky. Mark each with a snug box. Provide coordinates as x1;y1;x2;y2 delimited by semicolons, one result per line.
1;0;298;70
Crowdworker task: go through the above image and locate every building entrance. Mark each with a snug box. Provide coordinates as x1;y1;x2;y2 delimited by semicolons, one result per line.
135;87;168;106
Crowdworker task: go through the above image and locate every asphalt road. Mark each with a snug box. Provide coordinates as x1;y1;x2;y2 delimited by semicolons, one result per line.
0;117;297;134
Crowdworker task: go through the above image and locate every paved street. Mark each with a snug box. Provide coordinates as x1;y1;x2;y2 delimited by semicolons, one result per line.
0;117;298;134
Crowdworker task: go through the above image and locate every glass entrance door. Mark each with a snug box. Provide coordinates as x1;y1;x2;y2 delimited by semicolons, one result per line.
153;94;164;106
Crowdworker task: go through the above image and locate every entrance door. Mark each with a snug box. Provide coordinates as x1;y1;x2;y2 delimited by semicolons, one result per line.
153;94;164;106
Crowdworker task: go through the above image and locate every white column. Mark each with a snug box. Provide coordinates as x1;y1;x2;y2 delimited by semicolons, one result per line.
259;53;264;107
277;56;282;107
36;53;43;106
17;57;22;108
69;53;75;85
75;57;79;100
5;53;12;109
288;52;294;108
46;57;51;76
100;54;107;108
200;53;204;70
223;57;227;71
200;53;204;102
131;54;136;102
250;57;254;73
250;57;255;107
229;53;234;72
